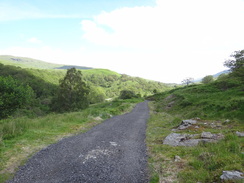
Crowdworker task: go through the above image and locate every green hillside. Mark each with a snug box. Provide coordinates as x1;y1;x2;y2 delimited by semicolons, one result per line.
0;55;63;69
0;55;172;118
147;72;244;182
0;55;92;70
0;55;171;97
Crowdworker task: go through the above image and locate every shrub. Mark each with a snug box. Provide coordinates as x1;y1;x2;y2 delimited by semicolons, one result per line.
0;76;34;119
119;90;137;99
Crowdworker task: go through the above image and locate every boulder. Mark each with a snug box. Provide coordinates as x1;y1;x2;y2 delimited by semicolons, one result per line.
163;133;200;147
201;132;214;139
220;171;243;180
201;132;224;141
174;155;181;162
163;132;224;147
236;131;244;137
177;119;197;130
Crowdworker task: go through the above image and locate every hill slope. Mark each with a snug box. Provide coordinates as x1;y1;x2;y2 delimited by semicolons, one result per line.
0;55;92;70
0;55;172;99
147;75;244;182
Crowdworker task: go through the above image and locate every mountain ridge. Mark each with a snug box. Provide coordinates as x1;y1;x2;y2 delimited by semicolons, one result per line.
0;55;93;70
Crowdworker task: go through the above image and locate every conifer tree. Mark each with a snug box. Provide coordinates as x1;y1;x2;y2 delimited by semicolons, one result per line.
52;68;90;112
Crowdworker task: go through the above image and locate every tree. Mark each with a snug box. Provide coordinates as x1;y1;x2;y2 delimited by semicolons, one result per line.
224;50;244;80
88;86;106;104
217;73;228;80
202;75;214;84
182;77;194;86
52;68;90;112
119;90;137;99
0;76;34;119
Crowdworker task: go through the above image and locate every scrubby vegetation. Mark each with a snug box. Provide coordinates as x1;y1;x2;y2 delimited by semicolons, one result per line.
0;58;171;119
147;50;244;182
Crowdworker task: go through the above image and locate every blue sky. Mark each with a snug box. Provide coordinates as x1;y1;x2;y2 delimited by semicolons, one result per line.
0;0;244;83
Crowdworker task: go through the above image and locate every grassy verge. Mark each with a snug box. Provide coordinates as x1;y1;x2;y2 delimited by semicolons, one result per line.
0;98;143;183
146;102;244;183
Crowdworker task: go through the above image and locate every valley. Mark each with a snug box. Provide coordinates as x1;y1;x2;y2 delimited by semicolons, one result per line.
0;54;243;183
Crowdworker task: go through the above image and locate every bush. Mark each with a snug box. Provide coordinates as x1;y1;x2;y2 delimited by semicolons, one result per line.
202;75;214;84
0;76;34;119
119;90;137;99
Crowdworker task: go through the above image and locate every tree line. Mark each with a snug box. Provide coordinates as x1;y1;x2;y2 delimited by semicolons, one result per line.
0;64;170;119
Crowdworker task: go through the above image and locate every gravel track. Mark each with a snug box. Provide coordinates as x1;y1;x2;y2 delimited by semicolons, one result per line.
8;101;150;183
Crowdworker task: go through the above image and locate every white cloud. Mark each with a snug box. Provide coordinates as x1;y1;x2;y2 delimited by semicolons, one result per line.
27;37;42;44
79;0;244;82
1;0;244;83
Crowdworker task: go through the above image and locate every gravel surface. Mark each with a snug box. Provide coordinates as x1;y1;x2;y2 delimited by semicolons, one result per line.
8;101;150;183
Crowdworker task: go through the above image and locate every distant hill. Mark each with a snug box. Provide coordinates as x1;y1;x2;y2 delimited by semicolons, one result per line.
54;65;93;70
194;70;230;83
213;70;230;78
0;55;172;98
0;55;93;70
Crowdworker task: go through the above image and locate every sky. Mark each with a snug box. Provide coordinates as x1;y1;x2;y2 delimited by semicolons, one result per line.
0;0;244;83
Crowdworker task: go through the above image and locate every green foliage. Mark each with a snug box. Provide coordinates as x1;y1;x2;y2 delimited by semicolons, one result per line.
0;57;171;118
119;90;138;99
152;76;244;121
0;64;57;98
202;75;214;84
88;86;106;104
0;76;34;119
224;50;244;81
217;73;228;80
51;68;90;112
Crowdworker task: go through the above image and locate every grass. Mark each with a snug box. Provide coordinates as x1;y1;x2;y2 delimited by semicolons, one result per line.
147;102;244;183
146;78;244;183
0;98;143;183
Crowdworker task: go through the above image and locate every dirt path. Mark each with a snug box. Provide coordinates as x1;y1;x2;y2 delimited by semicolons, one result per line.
8;101;149;183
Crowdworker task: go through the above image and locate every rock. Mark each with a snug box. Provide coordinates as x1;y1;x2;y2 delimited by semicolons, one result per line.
182;119;197;125
174;155;181;162
163;132;224;147
225;119;230;123
220;171;243;180
236;131;244;137
201;132;224;141
177;119;197;130
201;132;214;139
163;133;201;147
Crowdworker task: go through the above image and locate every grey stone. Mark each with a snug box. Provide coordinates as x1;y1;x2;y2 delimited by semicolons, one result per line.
163;133;201;147
225;119;230;123
236;131;244;137
201;132;214;139
163;132;224;147
182;119;197;125
220;171;243;180
177;119;197;130
201;132;224;141
174;155;181;162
